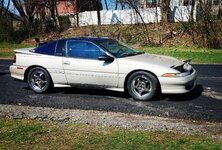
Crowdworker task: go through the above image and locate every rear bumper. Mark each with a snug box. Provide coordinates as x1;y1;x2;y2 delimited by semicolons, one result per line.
9;65;26;81
158;69;197;94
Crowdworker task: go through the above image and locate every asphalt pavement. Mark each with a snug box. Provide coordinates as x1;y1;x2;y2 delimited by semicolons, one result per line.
0;59;222;122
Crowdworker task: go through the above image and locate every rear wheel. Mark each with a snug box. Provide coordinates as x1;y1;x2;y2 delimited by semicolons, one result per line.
27;67;52;93
127;71;158;101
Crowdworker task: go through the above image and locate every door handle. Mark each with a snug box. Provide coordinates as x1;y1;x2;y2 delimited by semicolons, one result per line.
63;61;70;65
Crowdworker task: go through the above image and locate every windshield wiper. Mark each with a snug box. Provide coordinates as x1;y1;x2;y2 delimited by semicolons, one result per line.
137;52;145;54
126;52;145;56
119;52;144;58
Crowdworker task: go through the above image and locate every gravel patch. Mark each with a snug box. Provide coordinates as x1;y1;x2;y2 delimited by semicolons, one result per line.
0;104;221;138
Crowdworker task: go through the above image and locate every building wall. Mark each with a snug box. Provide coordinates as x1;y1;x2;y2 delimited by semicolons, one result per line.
56;0;76;16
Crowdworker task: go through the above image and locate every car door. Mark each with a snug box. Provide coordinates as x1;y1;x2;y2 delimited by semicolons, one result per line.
62;40;119;87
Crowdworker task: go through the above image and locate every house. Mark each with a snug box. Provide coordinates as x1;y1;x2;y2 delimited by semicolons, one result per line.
34;0;102;26
34;0;76;17
56;0;76;16
35;0;102;17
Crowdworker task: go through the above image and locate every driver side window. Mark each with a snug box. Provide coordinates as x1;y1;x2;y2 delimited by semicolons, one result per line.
67;41;105;59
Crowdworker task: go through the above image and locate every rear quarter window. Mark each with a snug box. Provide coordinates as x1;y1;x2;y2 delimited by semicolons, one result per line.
34;41;57;55
55;40;66;56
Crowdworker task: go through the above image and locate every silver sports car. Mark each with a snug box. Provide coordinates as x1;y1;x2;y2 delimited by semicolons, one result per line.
10;37;197;101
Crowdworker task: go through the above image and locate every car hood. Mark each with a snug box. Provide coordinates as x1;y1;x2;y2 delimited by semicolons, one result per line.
119;53;183;68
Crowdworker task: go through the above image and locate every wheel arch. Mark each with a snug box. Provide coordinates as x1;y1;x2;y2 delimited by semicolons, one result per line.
24;65;53;83
124;69;161;93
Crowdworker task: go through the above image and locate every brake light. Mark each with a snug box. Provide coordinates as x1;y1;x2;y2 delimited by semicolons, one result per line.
13;55;16;63
17;67;23;70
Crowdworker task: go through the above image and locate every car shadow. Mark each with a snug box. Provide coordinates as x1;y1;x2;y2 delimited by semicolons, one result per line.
65;84;203;101
161;84;204;101
23;86;130;98
0;72;9;76
23;84;203;101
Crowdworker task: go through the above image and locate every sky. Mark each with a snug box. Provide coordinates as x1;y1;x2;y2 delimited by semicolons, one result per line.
101;0;117;10
3;0;18;14
101;0;130;10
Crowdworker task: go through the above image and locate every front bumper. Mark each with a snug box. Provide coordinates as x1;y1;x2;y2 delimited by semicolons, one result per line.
158;69;197;94
9;65;26;81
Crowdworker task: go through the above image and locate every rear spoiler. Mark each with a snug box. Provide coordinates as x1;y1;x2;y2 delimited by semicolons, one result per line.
171;59;192;69
183;59;192;64
14;48;35;54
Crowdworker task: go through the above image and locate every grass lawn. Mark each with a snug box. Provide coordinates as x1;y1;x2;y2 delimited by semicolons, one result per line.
0;51;14;57
0;42;33;59
0;118;221;149
0;42;33;49
0;42;222;64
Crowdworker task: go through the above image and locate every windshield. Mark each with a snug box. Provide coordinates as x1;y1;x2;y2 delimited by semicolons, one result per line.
96;39;144;58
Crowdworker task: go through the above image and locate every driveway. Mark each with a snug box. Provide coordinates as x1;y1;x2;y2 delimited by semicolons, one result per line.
0;60;222;122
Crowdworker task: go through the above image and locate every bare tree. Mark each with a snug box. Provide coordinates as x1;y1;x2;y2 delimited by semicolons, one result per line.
119;0;126;9
44;0;61;31
218;0;222;19
10;0;62;35
11;0;37;35
0;0;14;42
0;0;11;16
115;0;118;10
76;0;102;25
104;0;109;10
190;0;195;22
159;0;171;23
12;0;29;23
118;0;151;43
178;0;222;48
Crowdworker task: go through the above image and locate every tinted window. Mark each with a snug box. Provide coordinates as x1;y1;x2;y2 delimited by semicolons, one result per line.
67;41;104;59
97;39;138;58
35;41;57;55
55;40;66;56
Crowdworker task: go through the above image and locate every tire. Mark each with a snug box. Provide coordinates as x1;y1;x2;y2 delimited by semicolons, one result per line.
127;71;158;101
27;67;52;93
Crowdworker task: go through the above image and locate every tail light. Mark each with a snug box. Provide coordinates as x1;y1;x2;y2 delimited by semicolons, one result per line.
13;55;16;63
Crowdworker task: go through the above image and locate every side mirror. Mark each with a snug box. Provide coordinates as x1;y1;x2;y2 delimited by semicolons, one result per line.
98;55;114;62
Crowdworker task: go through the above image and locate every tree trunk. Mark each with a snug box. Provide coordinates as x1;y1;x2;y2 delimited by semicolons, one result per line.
104;0;109;10
159;0;171;24
2;0;11;16
12;0;29;22
54;0;61;31
0;0;4;15
115;0;118;10
190;0;195;22
218;0;222;20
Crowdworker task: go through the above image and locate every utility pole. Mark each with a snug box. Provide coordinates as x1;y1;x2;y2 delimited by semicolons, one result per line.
97;0;101;25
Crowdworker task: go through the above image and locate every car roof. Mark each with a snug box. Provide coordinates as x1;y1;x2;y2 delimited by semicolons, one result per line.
34;37;111;54
59;37;110;42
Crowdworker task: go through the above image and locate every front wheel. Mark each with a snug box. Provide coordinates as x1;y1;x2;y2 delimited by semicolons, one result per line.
27;67;52;93
127;71;158;101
